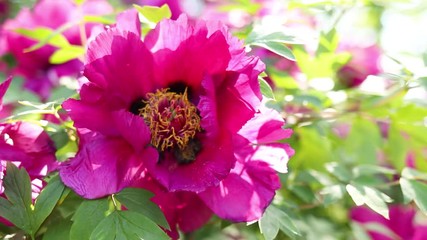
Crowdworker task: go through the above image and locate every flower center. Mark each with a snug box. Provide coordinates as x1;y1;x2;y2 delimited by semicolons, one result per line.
139;88;202;154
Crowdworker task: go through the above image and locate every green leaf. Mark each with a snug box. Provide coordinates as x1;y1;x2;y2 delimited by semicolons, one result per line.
325;162;352;182
15;27;71;52
352;165;397;178
346;184;392;219
90;211;169;240
115;188;169;229
33;175;65;232
1;77;39;105
289;185;316;203
350;222;371;240
50;128;70;150
49;45;85;64
317;29;339;55
320;184;346;205
69;198;110;240
258;77;275;100
246;31;302;45
0;165;65;238
42;218;72;240
293;45;350;80
417;76;427;91
134;4;171;26
259;205;300;240
251;42;295;61
342;118;382;165
399;178;427;214
290;127;333;171
401;167;427;181
0;163;34;235
83;15;116;25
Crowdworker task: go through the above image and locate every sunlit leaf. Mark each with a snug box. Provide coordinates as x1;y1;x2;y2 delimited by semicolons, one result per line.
346;184;392;219
259;205;300;240
352;165;397;178
83;15;116;25
320;184;346;205
115;188;169;229
89;211;169;240
0;163;34;235
252;42;295;61
246;31;302;45
15;26;72;52
134;4;171;26
258;77;275;100
325;162;352;182
70;199;109;240
400;178;427;214
49;45;85;64
33;175;65;232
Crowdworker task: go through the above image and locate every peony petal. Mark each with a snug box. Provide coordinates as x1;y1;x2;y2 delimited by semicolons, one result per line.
149;31;230;89
238;106;293;144
111;110;151;153
62;98;118;136
197;75;220;138
414;226;427;240
0;77;12;109
85;28;155;102
136;177;212;239
144;135;235;192
351;205;417;240
59;132;156;199
144;14;192;52
199;160;279;222
0;121;57;176
236;142;293;173
116;9;141;36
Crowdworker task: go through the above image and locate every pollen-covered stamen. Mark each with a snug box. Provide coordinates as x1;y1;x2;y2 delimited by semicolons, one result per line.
139;88;201;152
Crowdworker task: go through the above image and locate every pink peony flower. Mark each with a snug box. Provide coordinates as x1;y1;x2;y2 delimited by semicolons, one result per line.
351;205;427;240
337;44;382;88
60;10;293;225
0;77;58;225
3;0;113;100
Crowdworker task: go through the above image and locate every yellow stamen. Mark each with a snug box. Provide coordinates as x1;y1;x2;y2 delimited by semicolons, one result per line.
139;88;201;151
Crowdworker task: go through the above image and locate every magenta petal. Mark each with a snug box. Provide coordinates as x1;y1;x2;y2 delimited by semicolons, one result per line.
136;178;212;239
199;160;279;222
0;122;57;176
198;76;220;138
351;205;416;240
0;77;11;108
238;106;293;144
239;143;292;173
228;56;264;109
149;31;230;88
145;136;235;192
414;226;427;240
212;57;264;134
0;142;29;163
85;28;155;102
111;110;151;153
116;9;141;36
59;132;156;199
145;14;192;52
62;98;118;135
